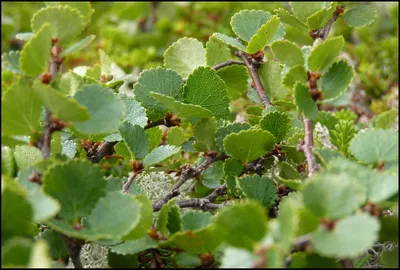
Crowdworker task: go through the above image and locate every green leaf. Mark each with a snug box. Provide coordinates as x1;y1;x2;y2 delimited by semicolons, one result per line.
271;40;304;66
349;129;398;164
212;33;246;51
2;177;34;242
28;240;52;268
33;81;90;122
279;161;303;179
259;60;290;101
379;216;398;243
63;35;96;56
176;252;201;268
282;145;305;164
60;2;94;27
217;65;249;101
194;118;217;152
318;60;355;101
20;24;52;77
110;236;158;255
308;36;344;72
205;35;230;67
237;174;276;208
215;201;267;250
150;92;214;119
201;160;224;189
294;82;319;120
221;247;257;268
134;67;183;120
277;197;300;253
2;51;22;74
123;194;153;240
311;213;380;257
302;173;366;220
2;237;32;267
31;6;85;44
315;111;339;130
1;146;15;177
246;15;280;53
86;191;142;239
26;188;60;223
181;210;212;231
342;5;377;28
374;109;398;130
224;158;244;196
306;2;337;30
119;122;149;160
224;129;275;163
107;250;138;268
36;230;68;261
289;2;324;22
163;37;206;77
167;127;186;146
314;148;341;167
380;248;399;268
118;93;148;128
73;84;125;137
14;145;43;170
143;145;180;167
259;111;292;143
274;8;308;31
282;65;308;89
231;9;272;42
290;252;341;268
42;160;106;221
330;120;356;155
183;66;230;119
157;199;182;236
215;122;250;152
98;49;111;76
146;126;163;152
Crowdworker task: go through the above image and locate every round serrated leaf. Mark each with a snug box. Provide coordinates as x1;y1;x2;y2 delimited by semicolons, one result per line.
271;40;304;66
311;213;380;258
20;24;52;77
194;117;217;152
73;84;125;137
318;60;354;101
60;2;94;27
349;129;398;164
259;111;292;143
167;127;186;146
306;2;337;30
42;160;106;221
163;37;206;77
274;8;308;31
294;82;319;120
118;93;148;128
282;65;308;89
183;66;230;119
303;174;366;220
223;129;275;163
150;92;214;119
237;174;276;208
231;9;272;42
289;2;325;23
181;210;212;231
134;67;183;120
221;247;257;268
307;36;344;72
342;5;377;28
31;6;85;44
201;160;223;189
259;60;290;101
205;35;230;67
212;33;246;51
246;15;280;53
143;145;180;167
217;65;249;101
119;122;149;160
216;122;250;152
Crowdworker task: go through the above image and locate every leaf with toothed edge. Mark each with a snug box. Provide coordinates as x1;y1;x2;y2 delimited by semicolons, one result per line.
246;15;281;54
205;35;230;67
274;8;308;31
259;111;292;143
306;2;337;30
216;65;249;101
62;35;96;56
143;145;181;167
237;174;276;208
216;122;251;152
307;36;344;72
118;121;149;160
289;2;325;23
294;82;319;120
342;5;378;28
258;61;290;102
231;10;273;42
270;40;304;67
212;33;246;51
282;65;308;89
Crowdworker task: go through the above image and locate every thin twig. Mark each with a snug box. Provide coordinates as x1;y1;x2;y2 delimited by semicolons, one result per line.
144;118;165;129
311;5;345;40
122;171;139;194
237;50;271;107
176;200;224;210
211;60;245;70
303;118;318;177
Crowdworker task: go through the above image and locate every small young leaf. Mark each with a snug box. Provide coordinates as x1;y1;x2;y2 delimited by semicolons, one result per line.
330;120;356;155
223;129;275;163
308;36;344;72
150;92;214;119
349;129;398;164
231;9;272;42
183;66;230;119
374;109;398;130
206;35;230;67
164;37;206;77
134;67;183;120
271;40;304;66
237;174;276;208
212;33;246;51
318;60;355;101
259;111;292;143
224;158;244;196
167;127;186;146
282;65;308;89
31;6;85;44
62;35;96;56
311;213;380;257
279;161;303;179
217;65;249;101
119;122;149;160
143;145;180;167
73;84;125;137
20;24;52;77
259;60;290;101
306;2;337;30
246;15;280;53
274;8;308;31
146;126;163;152
194;118;217;152
215;122;250;152
294;83;319;120
342;5;378;28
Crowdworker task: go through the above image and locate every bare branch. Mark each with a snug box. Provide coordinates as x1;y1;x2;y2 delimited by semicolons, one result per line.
176;199;224;210
310;5;345;40
211;60;245;70
122;171;139;194
303;118;319;177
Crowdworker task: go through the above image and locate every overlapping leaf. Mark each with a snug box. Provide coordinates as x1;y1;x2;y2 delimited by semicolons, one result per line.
307;36;344;72
143;145;180;167
294;82;319;120
259;60;290;101
342;5;377;28
216;65;249;101
246;15;281;53
231;10;272;42
205;35;230;67
259;111;292;143
237;174;276;208
271;40;304;66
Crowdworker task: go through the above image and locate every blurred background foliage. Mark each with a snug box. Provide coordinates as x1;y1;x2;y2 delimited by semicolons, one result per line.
1;1;398;117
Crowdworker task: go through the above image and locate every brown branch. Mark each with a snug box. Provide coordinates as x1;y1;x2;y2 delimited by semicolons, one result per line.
62;236;84;269
176;199;224;210
303;118;319;177
144;118;165;129
310;5;345;40
211;60;245;70
237;50;271;107
87;141;118;163
122;171;139;194
152;153;228;211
